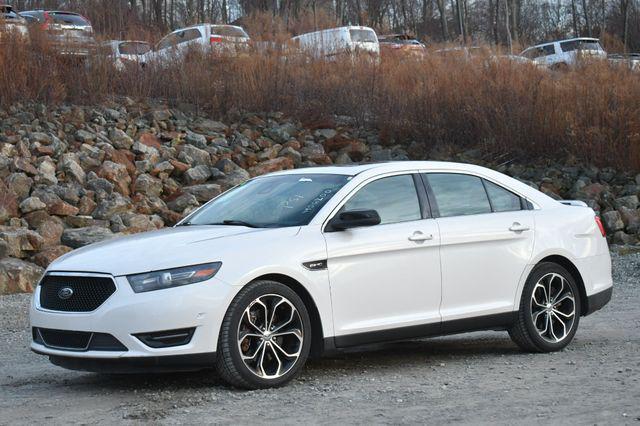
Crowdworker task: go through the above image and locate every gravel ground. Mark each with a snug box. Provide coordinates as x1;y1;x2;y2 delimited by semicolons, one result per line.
1;251;638;425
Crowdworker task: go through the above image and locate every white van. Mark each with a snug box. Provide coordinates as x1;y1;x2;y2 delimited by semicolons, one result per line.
291;26;379;59
146;24;250;64
521;37;606;68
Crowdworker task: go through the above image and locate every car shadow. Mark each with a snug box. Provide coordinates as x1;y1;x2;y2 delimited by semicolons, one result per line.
61;332;523;391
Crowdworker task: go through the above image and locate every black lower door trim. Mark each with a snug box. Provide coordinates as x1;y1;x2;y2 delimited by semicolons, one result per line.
584;287;612;316
41;352;217;374
332;312;516;349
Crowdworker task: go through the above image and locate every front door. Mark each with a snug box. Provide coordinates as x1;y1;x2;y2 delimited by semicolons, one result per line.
323;174;442;346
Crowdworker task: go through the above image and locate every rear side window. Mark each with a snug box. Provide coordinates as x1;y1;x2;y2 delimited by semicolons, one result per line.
426;173;491;217
211;25;248;38
119;42;151;55
342;175;421;225
50;13;90;26
350;29;377;43
175;28;202;44
542;44;556;55
484;180;522;212
561;40;602;52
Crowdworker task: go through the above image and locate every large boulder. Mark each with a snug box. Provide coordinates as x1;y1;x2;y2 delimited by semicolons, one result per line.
93;193;132;220
33;245;73;268
183;184;222;203
248;157;294;177
0;258;44;294
61;226;115;249
0;228;44;258
98;161;132;196
601;211;624;233
183;165;212;185
0;181;19;223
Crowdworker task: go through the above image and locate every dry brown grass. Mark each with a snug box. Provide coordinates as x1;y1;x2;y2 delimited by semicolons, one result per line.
1;30;639;171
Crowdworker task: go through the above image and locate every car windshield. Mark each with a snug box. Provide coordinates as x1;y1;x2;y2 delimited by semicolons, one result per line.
51;12;90;26
184;174;350;228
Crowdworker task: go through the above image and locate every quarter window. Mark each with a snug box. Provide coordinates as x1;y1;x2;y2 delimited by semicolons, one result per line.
484;180;522;212
426;173;491;217
341;175;421;225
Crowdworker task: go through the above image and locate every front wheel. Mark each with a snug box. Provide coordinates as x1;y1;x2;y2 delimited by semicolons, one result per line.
509;262;581;352
215;280;311;389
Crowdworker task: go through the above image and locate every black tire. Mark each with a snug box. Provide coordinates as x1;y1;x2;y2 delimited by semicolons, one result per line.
509;262;581;352
215;280;312;389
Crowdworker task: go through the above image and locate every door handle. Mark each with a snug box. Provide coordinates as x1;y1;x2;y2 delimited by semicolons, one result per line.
509;222;530;233
408;231;433;242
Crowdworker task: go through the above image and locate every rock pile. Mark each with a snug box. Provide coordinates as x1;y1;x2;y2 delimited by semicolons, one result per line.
0;100;638;294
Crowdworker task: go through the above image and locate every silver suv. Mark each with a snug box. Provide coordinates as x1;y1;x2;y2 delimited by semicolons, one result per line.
521;37;606;69
20;10;95;57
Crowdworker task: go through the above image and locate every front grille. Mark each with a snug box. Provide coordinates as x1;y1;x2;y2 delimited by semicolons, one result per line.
33;327;128;352
39;275;116;312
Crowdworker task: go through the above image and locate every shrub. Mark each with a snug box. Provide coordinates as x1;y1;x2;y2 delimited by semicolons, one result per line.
1;32;639;171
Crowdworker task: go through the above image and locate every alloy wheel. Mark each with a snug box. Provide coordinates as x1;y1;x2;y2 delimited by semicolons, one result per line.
530;272;576;343
237;294;304;379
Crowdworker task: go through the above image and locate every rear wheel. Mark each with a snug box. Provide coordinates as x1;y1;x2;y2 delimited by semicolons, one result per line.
509;263;581;352
215;280;311;389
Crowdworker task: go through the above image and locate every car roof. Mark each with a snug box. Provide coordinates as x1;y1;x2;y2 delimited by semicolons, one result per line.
268;161;559;209
267;161;492;177
527;37;600;48
293;26;375;39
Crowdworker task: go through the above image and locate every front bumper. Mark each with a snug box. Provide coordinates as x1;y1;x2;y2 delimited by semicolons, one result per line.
30;273;237;364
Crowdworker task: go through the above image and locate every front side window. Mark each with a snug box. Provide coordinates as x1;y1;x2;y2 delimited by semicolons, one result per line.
185;174;350;228
176;28;202;44
156;33;178;50
484;180;522;212
341;175;421;225
426;173;491;217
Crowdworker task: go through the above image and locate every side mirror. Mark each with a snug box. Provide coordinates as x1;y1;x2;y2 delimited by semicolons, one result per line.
326;209;381;232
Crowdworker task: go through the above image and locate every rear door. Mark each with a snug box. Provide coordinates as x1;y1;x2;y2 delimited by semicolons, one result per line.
324;173;441;345
423;173;534;322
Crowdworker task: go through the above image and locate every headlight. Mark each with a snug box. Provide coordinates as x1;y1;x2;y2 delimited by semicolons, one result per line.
127;262;222;293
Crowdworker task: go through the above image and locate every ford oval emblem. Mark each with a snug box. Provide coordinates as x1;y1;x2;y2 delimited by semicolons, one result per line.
57;287;74;300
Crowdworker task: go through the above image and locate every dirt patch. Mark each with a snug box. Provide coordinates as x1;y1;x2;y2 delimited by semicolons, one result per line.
0;252;638;425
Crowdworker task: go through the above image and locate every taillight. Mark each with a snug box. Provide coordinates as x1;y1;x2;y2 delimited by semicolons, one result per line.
210;36;223;44
41;11;50;30
594;216;606;237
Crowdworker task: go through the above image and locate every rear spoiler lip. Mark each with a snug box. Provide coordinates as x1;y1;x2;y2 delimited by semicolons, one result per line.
559;200;588;207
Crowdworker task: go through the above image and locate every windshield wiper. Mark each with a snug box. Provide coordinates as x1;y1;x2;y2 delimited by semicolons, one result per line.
177;220;263;228
210;220;262;228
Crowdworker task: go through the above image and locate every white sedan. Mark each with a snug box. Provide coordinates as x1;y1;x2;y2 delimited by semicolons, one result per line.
30;162;613;389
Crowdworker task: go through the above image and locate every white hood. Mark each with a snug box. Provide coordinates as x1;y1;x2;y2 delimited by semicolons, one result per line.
48;225;298;276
